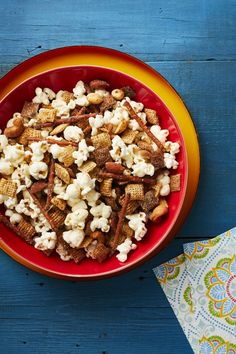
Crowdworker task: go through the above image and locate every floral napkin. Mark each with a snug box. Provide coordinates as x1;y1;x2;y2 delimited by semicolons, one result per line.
153;228;236;353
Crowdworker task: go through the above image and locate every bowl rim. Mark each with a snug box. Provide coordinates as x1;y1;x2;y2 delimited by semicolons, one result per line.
0;63;188;280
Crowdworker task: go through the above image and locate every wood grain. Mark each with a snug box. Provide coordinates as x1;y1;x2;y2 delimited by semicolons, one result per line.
0;0;235;353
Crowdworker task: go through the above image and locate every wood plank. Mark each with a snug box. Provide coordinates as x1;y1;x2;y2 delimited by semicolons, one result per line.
0;0;235;63
0;241;193;354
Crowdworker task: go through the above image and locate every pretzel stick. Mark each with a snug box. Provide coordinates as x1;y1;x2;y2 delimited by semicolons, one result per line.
111;193;131;250
45;160;55;210
34;113;96;129
124;101;164;152
27;189;57;231
98;172;155;184
0;214;27;239
83;126;92;135
27;137;78;147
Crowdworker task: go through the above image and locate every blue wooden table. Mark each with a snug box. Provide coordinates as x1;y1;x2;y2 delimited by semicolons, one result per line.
0;1;235;353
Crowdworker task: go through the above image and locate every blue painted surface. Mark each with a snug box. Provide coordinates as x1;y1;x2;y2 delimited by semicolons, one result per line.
0;1;236;353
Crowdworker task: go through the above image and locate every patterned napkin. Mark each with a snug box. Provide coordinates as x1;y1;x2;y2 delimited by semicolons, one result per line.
153;228;236;353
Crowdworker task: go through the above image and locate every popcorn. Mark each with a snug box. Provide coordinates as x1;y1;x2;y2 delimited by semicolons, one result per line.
164;153;179;169
90;202;112;219
150;125;169;144
65;208;88;230
32;214;51;234
89;114;105;136
5;210;22;224
126;212;147;241
34;231;57;251
116;238;137;262
4;197;18;209
63;229;85;248
165;141;180;155
72;139;94;167
131;162;155;177
32;87;53;105
73;80;86;97
3;144;24;167
74;95;89;107
49;144;67;160
63;126;83;143
15;197;41;219
53;177;67;195
30;141;48;162
0;134;8;152
51;90;76;117
0;160;14;175
75;172;96;196
85;189;101;207
90;217;110;233
158;173;171;196
29;161;48;180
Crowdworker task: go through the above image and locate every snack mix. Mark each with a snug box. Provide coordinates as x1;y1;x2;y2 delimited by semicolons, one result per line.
0;80;180;263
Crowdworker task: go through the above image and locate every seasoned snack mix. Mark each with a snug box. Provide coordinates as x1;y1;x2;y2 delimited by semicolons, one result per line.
0;79;180;263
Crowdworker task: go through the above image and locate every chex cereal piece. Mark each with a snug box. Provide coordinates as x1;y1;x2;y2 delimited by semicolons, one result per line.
18;127;42;146
114;120;128;134
79;161;97;173
60;146;76;167
170;174;181;192
99;94;116;112
37;108;57;123
67;248;86;263
93;147;112;167
150;151;165;169
149;199;168;223
0;178;17;197
91;132;111;149
79;237;93;249
104;197;119;211
21;101;39;118
141;190;159;213
125;184;144;201
90;242;110;263
49;209;66;228
17;218;36;244
126;200;141;214
152;182;161;197
137;140;154;153
122;222;134;238
121;129;139;144
61;91;74;103
51;196;67;211
55;163;71;184
50;123;68;136
144;108;159;125
100;178;113;197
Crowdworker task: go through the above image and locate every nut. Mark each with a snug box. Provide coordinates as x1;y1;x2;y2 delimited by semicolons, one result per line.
89;79;110;91
87;93;103;105
4;117;24;138
111;89;125;100
149;199;168;223
105;162;125;174
90;231;105;243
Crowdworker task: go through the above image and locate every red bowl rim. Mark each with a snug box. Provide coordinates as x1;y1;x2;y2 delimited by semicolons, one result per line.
0;64;188;279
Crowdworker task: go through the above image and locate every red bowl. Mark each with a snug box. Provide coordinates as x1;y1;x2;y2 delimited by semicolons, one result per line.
0;66;188;280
